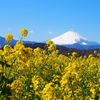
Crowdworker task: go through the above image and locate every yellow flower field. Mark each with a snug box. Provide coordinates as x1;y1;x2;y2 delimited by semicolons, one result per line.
0;29;100;100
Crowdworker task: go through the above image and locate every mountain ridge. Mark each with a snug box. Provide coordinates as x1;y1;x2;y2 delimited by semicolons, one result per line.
0;31;100;49
0;36;36;47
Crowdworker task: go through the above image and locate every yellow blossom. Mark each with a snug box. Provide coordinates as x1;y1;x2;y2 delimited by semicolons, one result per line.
16;41;23;45
5;33;13;41
90;88;96;98
20;28;28;37
48;44;56;51
46;40;53;45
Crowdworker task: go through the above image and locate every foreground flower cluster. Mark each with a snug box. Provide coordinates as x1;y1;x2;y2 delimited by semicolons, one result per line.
0;29;100;100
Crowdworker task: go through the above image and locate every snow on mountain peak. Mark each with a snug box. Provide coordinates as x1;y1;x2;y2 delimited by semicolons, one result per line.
51;31;89;45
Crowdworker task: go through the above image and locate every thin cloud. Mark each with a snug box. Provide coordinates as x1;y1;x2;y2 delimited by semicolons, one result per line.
71;29;74;31
7;28;12;31
48;31;52;34
29;30;34;33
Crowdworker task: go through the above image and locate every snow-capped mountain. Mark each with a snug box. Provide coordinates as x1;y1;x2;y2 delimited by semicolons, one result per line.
0;36;36;47
51;31;99;45
51;31;100;49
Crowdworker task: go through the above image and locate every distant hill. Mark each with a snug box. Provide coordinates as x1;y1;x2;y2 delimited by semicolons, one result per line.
0;36;37;47
24;43;100;57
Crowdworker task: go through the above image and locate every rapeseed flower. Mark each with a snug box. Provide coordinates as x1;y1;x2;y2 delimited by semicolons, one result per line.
46;40;53;45
20;28;28;37
90;88;96;98
5;33;13;41
16;41;23;45
48;44;56;51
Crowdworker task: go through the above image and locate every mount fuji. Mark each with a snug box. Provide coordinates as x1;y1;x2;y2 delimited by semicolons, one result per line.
51;31;100;49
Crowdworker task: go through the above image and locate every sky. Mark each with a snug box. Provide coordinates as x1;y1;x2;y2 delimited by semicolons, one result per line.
0;0;100;43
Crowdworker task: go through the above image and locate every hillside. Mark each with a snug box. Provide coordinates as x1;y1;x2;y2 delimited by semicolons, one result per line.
24;43;100;56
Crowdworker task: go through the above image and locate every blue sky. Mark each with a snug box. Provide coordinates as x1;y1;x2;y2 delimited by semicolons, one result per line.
0;0;100;43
